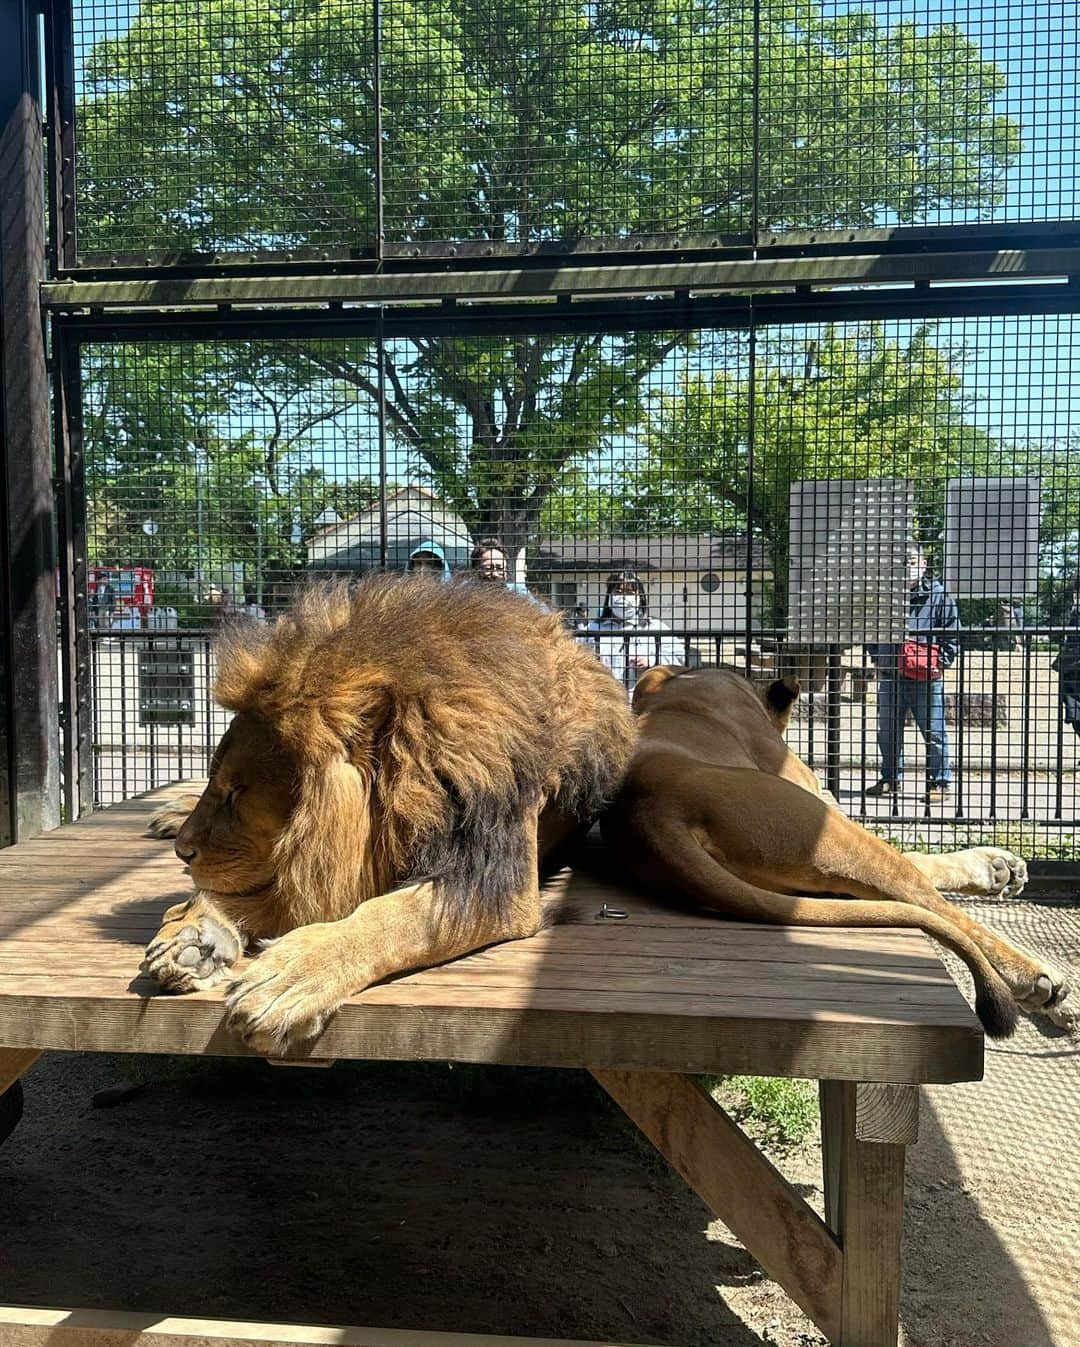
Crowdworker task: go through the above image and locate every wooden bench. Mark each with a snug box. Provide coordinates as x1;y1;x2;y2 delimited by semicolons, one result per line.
0;794;984;1347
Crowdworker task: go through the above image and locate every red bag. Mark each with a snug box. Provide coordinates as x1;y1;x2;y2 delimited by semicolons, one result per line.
899;639;940;681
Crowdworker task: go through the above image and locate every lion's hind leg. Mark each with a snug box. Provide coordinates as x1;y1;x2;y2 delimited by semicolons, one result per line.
688;776;1070;1034
609;768;1032;1037
903;847;1027;899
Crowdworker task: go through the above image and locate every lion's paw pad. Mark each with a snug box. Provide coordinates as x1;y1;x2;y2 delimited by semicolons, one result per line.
971;847;1028;898
142;915;241;993
1016;970;1075;1031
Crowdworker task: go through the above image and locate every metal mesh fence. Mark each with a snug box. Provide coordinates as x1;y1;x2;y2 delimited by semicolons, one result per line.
68;0;1078;263
79;312;1080;859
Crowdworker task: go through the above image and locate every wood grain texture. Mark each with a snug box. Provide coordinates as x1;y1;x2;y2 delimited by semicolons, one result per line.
0;792;984;1082
855;1083;920;1145
593;1070;842;1342
0;1047;40;1094
0;1306;649;1347
820;1081;907;1347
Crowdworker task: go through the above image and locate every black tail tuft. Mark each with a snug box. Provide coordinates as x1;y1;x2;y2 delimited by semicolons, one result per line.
975;980;1019;1039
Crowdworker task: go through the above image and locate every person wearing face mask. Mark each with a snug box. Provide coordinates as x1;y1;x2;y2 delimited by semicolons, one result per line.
584;570;684;695
865;543;960;803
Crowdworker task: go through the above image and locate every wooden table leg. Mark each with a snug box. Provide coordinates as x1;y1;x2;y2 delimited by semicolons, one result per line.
820;1080;919;1347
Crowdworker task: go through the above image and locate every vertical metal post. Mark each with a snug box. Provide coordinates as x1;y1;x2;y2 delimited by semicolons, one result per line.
1020;633;1031;821
988;642;999;820
750;0;760;249
376;306;389;569
372;0;384;261
53;327;91;820
43;0;76;272
0;0;60;842
826;644;842;800
743;305;756;673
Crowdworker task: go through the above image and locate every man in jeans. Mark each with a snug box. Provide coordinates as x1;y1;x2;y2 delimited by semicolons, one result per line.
865;543;961;802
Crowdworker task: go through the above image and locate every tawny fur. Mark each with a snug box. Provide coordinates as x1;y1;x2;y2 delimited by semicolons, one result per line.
142;576;637;1051
600;665;1073;1039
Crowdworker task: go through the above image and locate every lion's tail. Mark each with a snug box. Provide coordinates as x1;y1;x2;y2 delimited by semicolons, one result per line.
654;835;1018;1040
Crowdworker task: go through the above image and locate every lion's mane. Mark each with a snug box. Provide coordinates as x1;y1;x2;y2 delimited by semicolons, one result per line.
213;576;636;928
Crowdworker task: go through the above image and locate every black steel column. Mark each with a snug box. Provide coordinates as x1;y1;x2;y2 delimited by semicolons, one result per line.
825;644;842;800
0;0;60;842
53;326;90;819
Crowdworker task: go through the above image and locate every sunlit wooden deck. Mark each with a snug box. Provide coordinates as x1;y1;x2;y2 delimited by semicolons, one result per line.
0;791;985;1346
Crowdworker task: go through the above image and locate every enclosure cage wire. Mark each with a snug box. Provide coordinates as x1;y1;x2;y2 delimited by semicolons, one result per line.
72;310;1080;863
67;0;1080;263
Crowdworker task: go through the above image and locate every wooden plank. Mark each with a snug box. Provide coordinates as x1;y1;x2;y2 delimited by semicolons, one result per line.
0;1306;649;1347
0;944;963;992
0;1046;40;1093
593;1070;842;1343
0;991;982;1082
820;1081;907;1347
0;972;978;1023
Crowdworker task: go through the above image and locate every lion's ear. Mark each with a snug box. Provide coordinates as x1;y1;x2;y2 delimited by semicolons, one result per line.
631;665;683;711
274;755;376;923
762;676;800;732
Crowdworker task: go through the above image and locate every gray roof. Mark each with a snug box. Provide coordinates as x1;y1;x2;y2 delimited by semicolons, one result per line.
530;535;768;573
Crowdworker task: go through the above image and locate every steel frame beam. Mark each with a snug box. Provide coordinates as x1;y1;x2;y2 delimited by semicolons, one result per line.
39;246;1080;315
48;280;1080;346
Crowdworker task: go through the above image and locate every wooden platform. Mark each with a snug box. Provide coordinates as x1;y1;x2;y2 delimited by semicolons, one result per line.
0;792;986;1347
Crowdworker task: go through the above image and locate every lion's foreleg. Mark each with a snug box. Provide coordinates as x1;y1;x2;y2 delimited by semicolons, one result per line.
223;878;542;1054
146;787;207;839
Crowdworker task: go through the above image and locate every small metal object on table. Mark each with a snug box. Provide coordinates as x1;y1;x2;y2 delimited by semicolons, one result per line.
0;789;984;1347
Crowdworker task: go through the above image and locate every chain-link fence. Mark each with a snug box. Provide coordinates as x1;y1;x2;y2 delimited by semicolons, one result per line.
68;0;1077;263
76;311;1080;858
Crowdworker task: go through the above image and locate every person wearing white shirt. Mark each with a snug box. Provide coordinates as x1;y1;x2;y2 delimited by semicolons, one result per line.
583;570;684;695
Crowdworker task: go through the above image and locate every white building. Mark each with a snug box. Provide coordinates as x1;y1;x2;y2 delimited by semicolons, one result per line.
307;485;474;573
530;535;770;630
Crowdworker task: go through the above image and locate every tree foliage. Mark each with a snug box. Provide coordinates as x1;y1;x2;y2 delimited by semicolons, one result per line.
78;0;1021;564
608;324;1006;614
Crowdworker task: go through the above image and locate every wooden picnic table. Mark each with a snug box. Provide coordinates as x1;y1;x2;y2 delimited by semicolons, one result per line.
0;792;984;1347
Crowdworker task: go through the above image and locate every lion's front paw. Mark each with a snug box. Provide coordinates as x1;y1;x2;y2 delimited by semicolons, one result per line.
142;905;242;993
224;926;355;1054
146;794;202;840
968;846;1028;898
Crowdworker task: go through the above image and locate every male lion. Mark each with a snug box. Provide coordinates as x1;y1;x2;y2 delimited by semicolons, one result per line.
142;577;636;1052
600;665;1074;1038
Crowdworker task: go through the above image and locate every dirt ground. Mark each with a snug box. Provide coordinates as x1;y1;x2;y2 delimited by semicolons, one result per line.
2;893;1077;1347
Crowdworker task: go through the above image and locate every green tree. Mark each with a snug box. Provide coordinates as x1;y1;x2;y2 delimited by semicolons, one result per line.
78;0;1021;552
625;324;1005;616
83;343;379;599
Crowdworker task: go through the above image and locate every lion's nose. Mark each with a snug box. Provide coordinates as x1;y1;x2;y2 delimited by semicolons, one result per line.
175;843;197;864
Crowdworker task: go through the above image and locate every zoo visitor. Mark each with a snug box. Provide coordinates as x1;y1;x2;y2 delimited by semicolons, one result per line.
865;543;960;802
1053;577;1080;740
584;570;684;695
